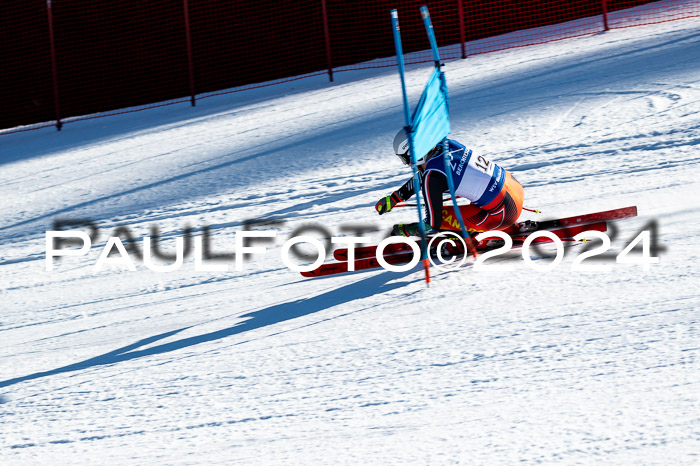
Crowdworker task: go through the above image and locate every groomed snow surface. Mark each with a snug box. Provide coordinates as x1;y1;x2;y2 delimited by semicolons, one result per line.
1;13;699;465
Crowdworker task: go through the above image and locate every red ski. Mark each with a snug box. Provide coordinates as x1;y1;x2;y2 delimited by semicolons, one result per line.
529;205;637;228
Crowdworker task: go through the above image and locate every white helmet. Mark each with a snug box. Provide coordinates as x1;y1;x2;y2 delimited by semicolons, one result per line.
393;128;440;165
392;129;411;165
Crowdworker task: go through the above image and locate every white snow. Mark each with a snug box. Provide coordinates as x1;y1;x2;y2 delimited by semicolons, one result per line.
1;9;699;465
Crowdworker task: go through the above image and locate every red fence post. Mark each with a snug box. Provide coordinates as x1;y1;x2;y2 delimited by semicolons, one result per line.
457;0;466;58
46;0;62;130
183;0;196;106
321;0;334;82
601;0;610;31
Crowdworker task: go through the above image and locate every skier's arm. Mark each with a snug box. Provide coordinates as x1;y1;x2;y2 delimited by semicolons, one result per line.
422;170;448;230
395;178;415;201
375;178;414;215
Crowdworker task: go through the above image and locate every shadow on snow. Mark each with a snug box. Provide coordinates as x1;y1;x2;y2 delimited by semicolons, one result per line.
0;268;413;389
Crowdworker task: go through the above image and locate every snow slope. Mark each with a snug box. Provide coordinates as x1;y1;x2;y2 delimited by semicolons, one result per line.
1;12;700;465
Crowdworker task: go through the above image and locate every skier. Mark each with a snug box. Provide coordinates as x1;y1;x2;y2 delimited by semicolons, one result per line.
376;129;525;237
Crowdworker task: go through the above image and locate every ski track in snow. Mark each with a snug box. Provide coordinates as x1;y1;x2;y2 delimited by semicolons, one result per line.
1;10;700;465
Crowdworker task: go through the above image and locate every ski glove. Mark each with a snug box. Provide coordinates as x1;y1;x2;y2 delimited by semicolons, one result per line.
375;192;402;215
391;222;421;237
